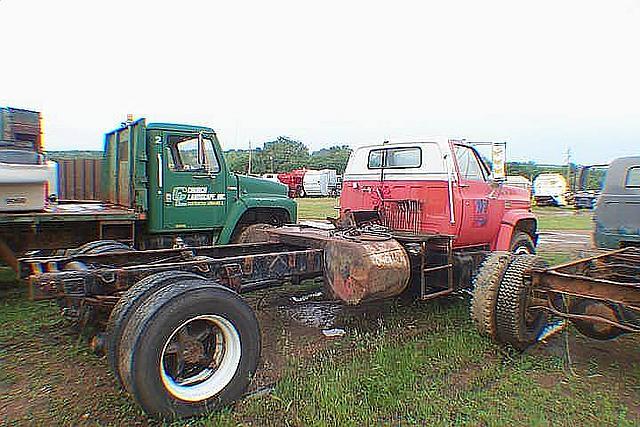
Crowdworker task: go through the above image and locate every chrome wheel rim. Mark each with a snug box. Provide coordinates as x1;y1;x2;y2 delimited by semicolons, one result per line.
160;314;241;402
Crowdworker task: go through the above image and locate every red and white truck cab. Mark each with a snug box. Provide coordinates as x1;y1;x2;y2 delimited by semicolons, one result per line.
339;139;537;253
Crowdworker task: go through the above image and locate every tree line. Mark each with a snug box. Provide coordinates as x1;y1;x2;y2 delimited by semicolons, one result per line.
224;136;351;175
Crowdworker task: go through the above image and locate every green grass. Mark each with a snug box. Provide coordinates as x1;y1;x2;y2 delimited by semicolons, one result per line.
533;207;593;231
2;268;639;425
199;301;636;426
296;197;339;220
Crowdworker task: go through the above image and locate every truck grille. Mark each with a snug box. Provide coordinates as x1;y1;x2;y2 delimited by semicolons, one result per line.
379;200;422;234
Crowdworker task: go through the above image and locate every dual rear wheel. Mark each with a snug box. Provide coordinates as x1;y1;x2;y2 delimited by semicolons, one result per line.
107;271;260;419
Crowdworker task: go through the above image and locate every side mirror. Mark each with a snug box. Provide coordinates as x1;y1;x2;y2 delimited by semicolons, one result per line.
490;142;506;181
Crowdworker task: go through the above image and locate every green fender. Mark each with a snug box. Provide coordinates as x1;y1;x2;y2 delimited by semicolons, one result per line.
217;196;297;244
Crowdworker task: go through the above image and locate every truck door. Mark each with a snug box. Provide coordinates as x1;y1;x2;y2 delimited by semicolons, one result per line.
162;132;227;230
452;143;504;247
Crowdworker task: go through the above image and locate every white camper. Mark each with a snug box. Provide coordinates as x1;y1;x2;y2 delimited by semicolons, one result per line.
505;175;533;194
302;169;338;197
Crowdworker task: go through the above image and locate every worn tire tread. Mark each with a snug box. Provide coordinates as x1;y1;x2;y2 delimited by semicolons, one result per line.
470;252;513;339
495;255;548;350
117;280;259;418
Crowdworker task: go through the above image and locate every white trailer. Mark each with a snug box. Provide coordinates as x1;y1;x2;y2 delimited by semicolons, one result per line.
302;169;338;197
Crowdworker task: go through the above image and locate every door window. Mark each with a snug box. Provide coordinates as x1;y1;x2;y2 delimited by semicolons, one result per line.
626;166;640;188
168;135;219;173
455;145;487;181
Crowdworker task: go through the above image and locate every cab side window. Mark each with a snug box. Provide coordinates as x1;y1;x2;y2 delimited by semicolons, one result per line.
168;135;220;173
367;147;421;169
455;145;487;181
625;166;640;188
368;150;383;168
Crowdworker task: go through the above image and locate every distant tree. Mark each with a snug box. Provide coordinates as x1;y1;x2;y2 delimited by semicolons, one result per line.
224;149;250;174
309;145;351;174
261;136;309;173
223;137;352;176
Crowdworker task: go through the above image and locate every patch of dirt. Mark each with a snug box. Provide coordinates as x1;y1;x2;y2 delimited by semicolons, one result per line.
530;328;640;418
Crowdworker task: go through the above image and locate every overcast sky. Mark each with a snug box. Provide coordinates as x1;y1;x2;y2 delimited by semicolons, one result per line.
1;0;638;164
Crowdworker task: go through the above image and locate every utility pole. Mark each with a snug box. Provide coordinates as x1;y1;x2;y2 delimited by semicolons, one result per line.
564;147;573;190
248;140;252;175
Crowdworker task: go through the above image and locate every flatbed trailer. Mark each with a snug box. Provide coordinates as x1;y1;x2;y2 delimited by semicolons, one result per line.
0;201;138;271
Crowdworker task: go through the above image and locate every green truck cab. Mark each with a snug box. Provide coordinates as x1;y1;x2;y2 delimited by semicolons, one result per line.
0;119;295;271
104;119;295;247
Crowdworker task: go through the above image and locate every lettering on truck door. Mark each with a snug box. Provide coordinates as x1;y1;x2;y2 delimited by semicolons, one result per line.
162;133;227;230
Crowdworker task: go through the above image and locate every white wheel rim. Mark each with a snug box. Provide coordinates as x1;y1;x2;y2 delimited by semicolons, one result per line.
514;246;532;255
160;314;242;402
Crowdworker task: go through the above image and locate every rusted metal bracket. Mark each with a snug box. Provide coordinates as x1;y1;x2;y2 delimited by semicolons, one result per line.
220;263;243;292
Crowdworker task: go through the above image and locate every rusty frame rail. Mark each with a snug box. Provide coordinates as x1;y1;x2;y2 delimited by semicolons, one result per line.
530;247;640;333
24;242;324;301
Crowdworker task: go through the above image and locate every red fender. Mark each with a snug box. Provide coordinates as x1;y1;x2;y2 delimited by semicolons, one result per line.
492;210;537;251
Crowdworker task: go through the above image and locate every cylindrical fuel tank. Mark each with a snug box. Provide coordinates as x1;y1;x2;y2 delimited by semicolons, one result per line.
323;237;410;304
236;224;411;304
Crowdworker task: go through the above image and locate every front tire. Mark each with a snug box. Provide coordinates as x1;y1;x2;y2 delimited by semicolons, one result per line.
117;280;260;419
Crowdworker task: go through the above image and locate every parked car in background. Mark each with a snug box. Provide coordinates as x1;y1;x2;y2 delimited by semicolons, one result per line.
573;163;608;209
260;173;282;183
594;156;640;248
277;168;307;198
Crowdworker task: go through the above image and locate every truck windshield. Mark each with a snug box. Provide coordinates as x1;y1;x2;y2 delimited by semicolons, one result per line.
169;135;219;173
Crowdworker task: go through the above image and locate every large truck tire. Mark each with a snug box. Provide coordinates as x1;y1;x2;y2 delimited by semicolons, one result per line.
72;240;133;256
116;279;260;419
495;255;549;350
470;252;512;339
106;270;206;388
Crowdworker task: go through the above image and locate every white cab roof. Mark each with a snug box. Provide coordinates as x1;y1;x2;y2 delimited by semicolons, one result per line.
344;140;457;182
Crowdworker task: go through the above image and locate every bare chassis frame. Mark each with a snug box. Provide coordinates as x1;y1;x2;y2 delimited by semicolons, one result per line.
529;247;640;333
